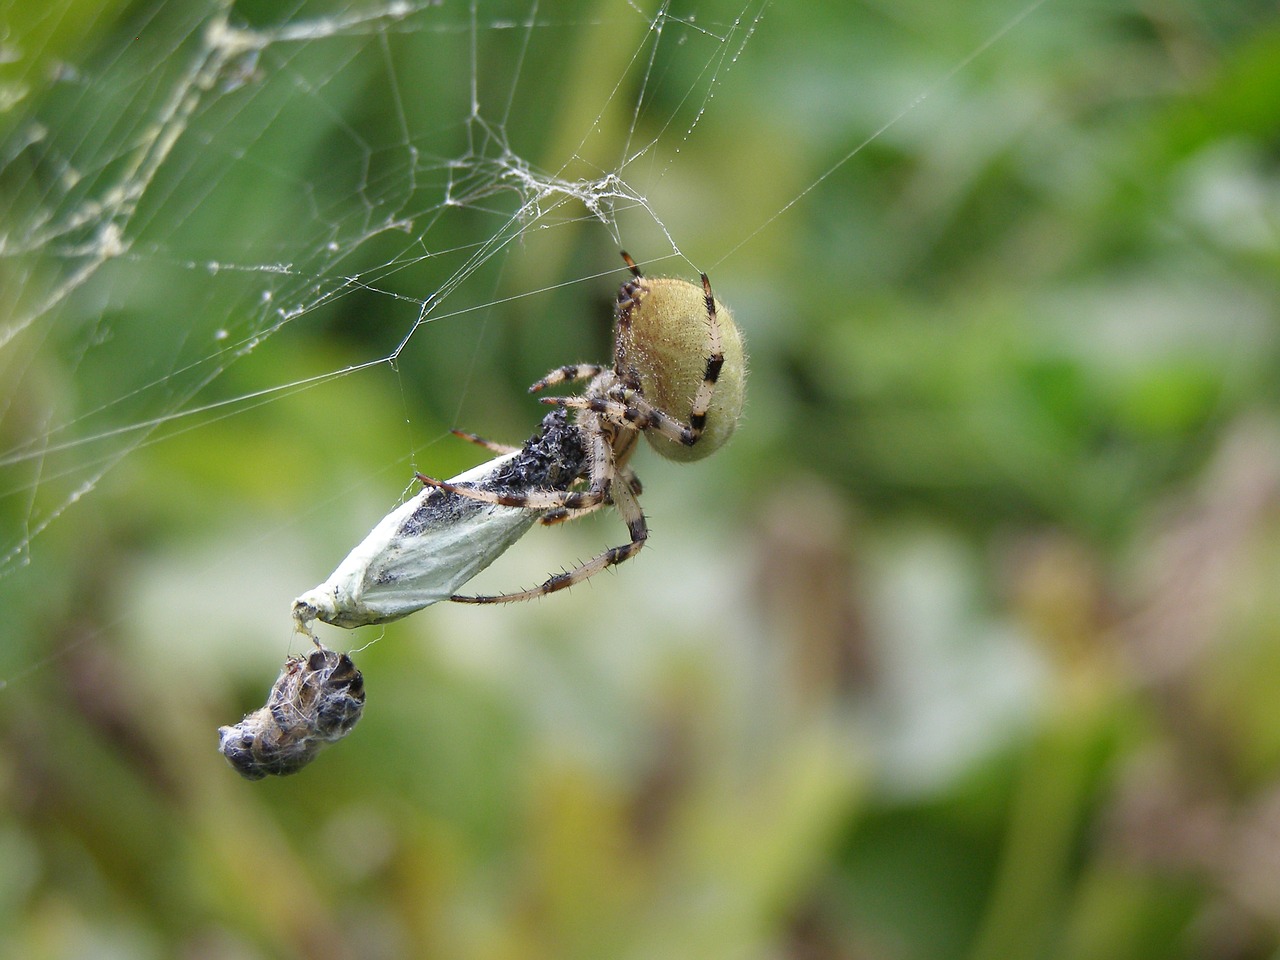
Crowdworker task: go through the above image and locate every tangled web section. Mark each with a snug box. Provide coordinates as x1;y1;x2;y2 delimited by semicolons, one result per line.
0;0;766;579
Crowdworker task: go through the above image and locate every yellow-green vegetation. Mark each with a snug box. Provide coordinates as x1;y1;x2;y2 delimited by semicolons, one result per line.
3;1;1280;959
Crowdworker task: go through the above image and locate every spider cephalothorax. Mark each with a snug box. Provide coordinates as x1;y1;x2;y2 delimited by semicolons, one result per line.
418;251;745;603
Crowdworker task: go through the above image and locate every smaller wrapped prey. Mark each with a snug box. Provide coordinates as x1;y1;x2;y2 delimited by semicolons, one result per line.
218;645;365;780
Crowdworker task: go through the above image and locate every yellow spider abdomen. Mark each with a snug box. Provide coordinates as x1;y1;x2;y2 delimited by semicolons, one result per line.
619;276;746;463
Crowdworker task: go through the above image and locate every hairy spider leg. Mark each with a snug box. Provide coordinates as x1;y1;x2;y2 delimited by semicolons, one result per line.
416;420;618;513
449;428;519;454
440;415;647;603
529;364;606;394
540;391;703;449
451;463;648;604
685;272;726;439
539;467;642;525
416;474;608;513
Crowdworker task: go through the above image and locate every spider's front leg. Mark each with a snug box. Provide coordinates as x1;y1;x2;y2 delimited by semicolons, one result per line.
528;364;606;394
415;474;607;513
417;420;605;513
448;428;519;455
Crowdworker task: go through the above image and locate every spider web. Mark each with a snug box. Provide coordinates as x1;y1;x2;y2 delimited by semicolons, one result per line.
0;0;1047;687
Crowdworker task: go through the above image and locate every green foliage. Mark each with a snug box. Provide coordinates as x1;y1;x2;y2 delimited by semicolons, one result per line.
4;1;1280;958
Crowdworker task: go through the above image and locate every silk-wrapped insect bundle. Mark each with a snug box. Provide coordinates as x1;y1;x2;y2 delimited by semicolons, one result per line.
218;646;365;780
292;409;587;630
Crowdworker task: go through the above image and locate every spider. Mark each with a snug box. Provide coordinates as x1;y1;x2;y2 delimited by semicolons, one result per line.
417;251;746;604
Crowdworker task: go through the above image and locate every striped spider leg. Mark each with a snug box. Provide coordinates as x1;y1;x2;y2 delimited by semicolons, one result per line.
449;423;640;527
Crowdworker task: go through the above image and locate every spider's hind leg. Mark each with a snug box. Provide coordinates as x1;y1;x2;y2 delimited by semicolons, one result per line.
538;468;641;526
451;474;648;605
682;271;726;442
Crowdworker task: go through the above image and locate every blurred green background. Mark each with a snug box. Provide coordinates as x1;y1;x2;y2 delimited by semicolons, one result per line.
3;0;1280;957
